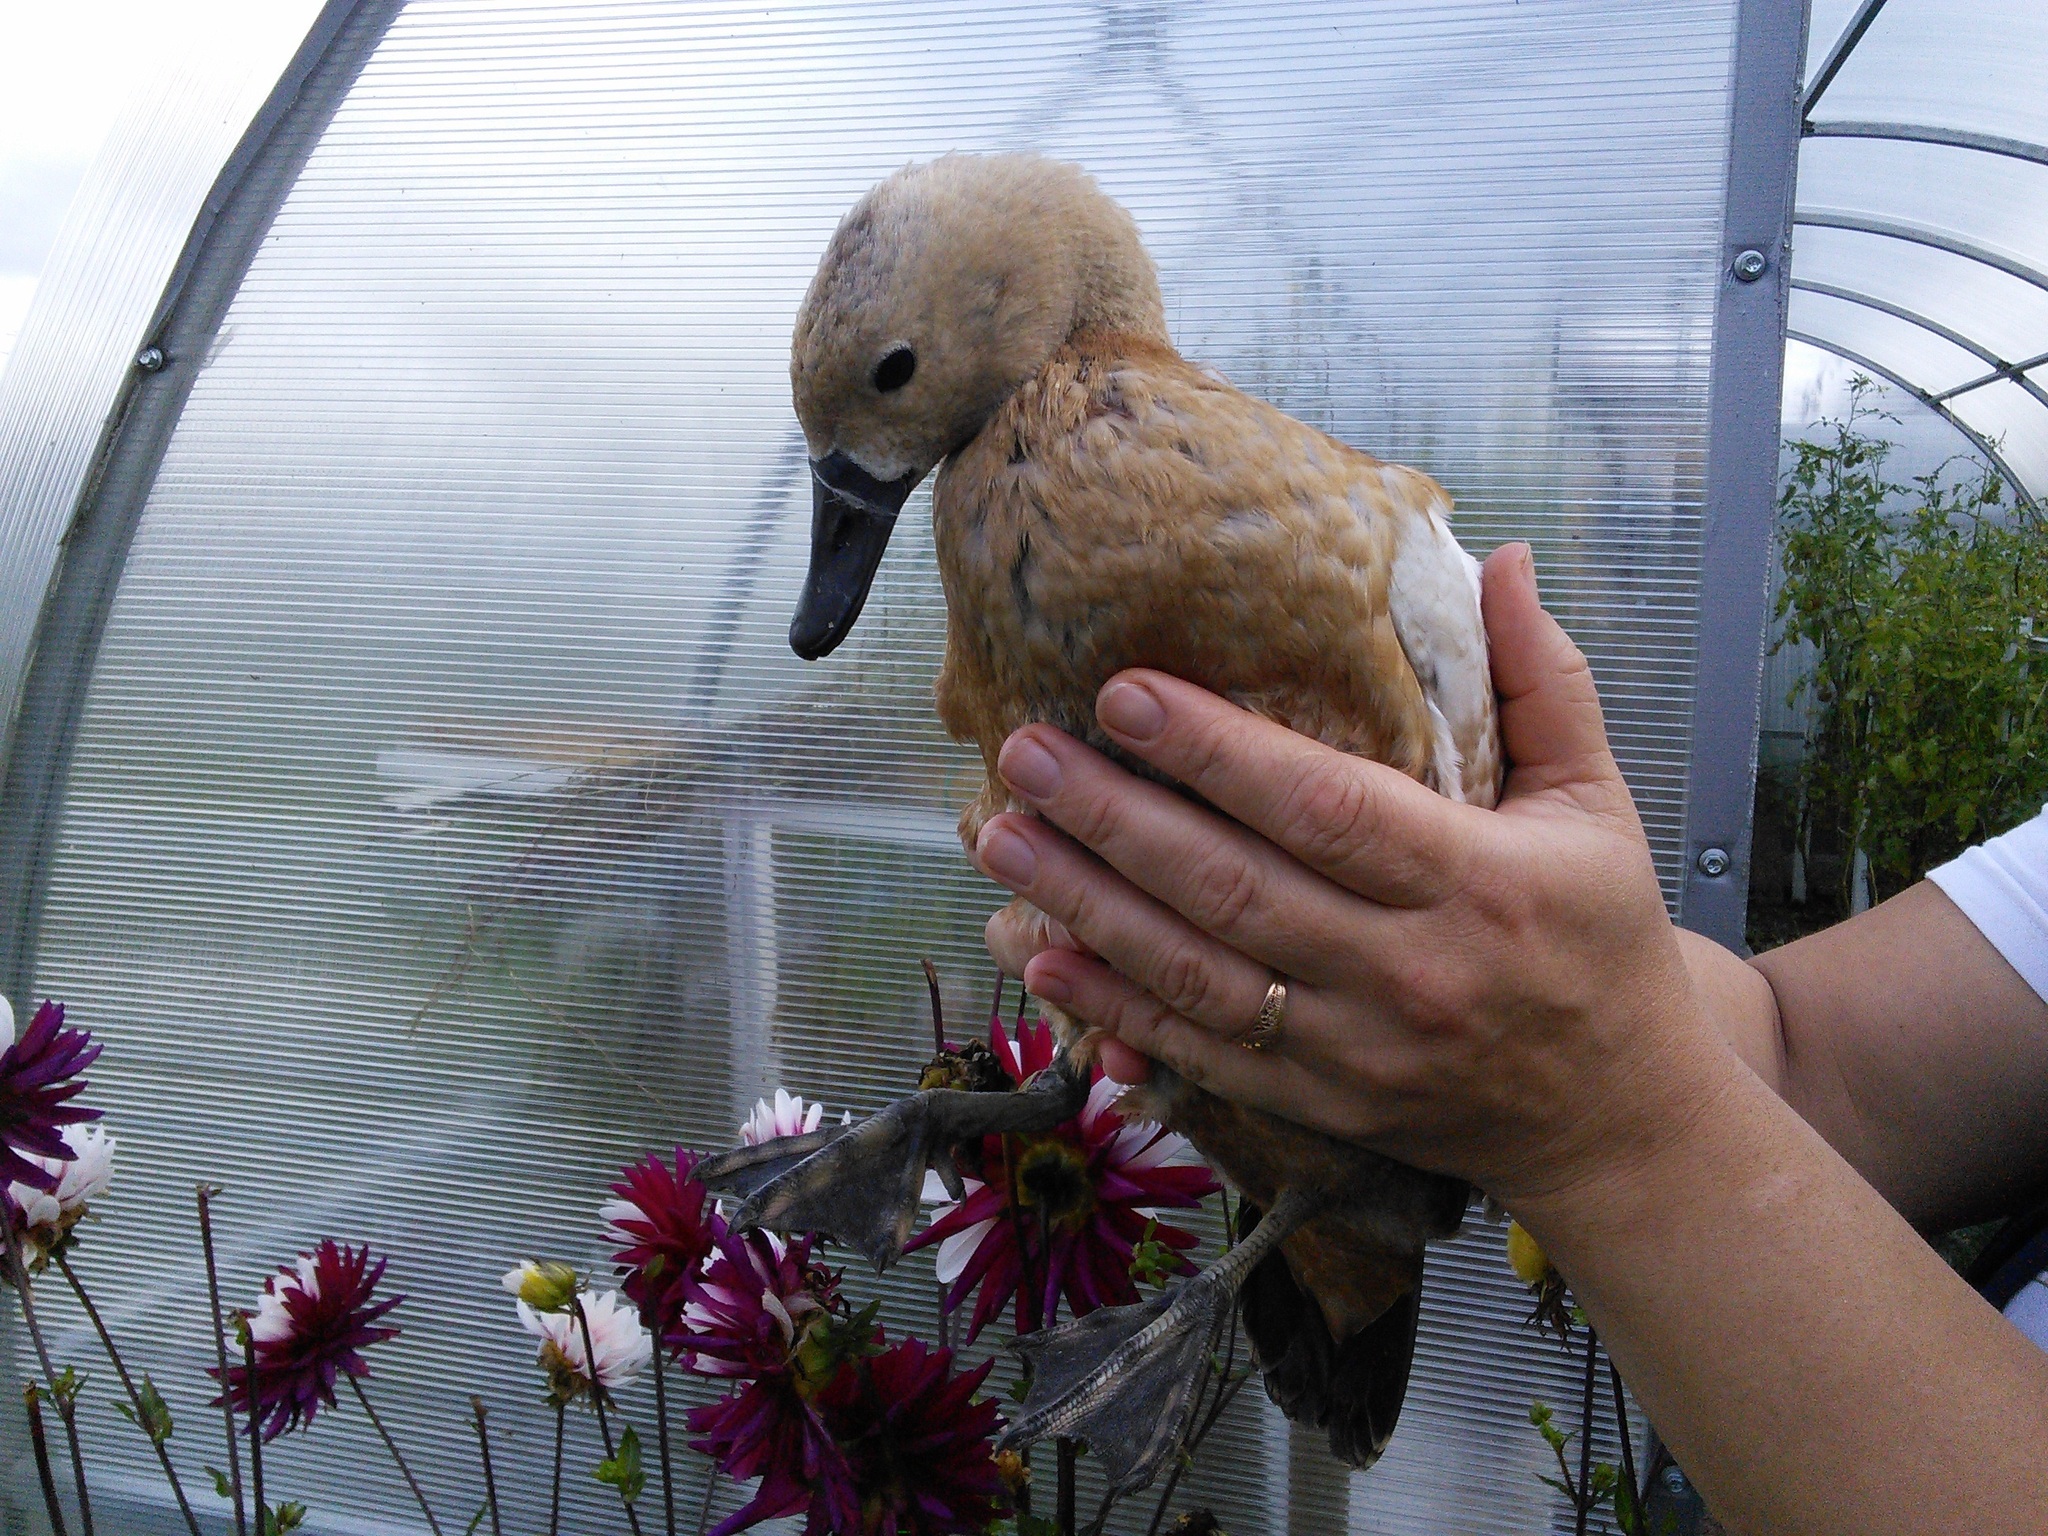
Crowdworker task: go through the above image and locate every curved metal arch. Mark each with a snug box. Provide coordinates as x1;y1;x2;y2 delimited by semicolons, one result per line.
1785;327;2038;505
1804;120;2048;170
0;0;408;1002
1794;209;2048;295
1789;278;2048;414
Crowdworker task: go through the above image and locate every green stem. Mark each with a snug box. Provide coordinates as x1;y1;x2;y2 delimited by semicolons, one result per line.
55;1254;202;1536
652;1346;676;1536
24;1383;71;1536
693;1468;719;1536
7;1224;93;1536
549;1403;565;1536
241;1321;266;1536
1574;1322;1598;1535
469;1397;503;1536
569;1297;645;1536
196;1186;247;1536
348;1378;443;1536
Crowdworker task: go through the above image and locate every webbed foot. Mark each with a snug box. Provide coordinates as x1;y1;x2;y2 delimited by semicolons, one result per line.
994;1186;1324;1496
697;1057;1089;1272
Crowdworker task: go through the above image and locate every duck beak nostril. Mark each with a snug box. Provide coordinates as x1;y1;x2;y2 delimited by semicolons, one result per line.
789;456;925;661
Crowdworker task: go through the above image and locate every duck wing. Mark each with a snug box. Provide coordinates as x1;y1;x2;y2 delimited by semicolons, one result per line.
941;336;1500;806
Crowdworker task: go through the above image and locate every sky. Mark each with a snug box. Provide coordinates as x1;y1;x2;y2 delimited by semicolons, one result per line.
0;1;283;374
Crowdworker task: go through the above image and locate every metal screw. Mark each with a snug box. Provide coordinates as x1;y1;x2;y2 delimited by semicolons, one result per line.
1696;846;1731;878
1732;248;1768;282
1662;1465;1689;1498
135;346;165;372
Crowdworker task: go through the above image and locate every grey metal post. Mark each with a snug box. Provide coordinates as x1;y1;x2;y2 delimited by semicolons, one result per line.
1677;0;1811;949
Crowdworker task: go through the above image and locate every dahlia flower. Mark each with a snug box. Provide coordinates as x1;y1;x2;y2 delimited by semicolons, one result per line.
602;1147;717;1339
518;1288;651;1404
689;1336;1003;1536
6;1123;114;1269
211;1240;402;1439
676;1226;839;1381
739;1089;849;1146
0;999;102;1195
688;1377;849;1536
812;1339;1004;1536
905;1011;1216;1340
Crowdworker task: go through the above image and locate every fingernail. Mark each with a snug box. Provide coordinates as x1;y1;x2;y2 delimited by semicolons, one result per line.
1025;965;1072;1006
998;734;1062;800
976;824;1037;887
1098;679;1166;742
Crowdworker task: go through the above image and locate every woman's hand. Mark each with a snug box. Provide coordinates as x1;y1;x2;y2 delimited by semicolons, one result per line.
975;542;1742;1207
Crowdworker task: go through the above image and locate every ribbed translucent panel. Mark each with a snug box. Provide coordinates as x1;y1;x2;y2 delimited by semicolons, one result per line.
1787;287;1988;395
25;2;1740;1532
1817;0;2048;146
1790;224;2048;368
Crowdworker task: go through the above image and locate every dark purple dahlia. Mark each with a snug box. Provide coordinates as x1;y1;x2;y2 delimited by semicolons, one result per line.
688;1376;854;1536
210;1240;403;1439
602;1147;718;1340
0;1001;102;1194
810;1339;1005;1536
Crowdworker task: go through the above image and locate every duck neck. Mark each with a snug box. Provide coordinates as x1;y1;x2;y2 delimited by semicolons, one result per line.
1064;219;1170;346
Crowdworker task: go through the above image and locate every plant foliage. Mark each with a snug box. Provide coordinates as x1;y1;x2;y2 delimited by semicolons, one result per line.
1775;382;2048;905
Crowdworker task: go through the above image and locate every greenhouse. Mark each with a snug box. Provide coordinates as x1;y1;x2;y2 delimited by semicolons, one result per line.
0;1;2038;1533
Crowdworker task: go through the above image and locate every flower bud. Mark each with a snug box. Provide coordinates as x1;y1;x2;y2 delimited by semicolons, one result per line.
1505;1220;1554;1287
502;1259;579;1313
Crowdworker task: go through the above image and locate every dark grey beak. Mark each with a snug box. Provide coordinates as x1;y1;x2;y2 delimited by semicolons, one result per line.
790;451;925;660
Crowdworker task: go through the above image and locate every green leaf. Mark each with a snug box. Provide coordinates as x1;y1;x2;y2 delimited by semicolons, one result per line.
111;1374;175;1444
594;1424;646;1504
39;1366;86;1410
1014;1517;1062;1536
259;1500;308;1536
205;1466;235;1501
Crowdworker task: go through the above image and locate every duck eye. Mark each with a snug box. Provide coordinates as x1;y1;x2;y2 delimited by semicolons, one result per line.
872;347;916;393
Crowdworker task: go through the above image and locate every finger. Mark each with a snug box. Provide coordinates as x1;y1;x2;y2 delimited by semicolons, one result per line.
1095;1034;1153;1085
1479;543;1636;824
1090;671;1475;907
983;896;1088;979
974;811;1293;1034
1022;949;1338;1125
994;725;1371;980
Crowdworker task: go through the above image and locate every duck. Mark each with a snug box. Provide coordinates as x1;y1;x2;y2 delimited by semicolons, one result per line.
699;151;1501;1498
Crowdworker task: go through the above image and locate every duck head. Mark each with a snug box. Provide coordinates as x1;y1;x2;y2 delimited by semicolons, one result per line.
787;153;1167;659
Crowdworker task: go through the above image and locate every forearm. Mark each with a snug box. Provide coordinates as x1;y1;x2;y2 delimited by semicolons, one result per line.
1516;1037;2048;1536
1694;883;2048;1229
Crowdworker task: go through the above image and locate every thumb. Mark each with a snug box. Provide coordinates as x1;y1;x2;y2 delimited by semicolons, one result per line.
1480;543;1634;821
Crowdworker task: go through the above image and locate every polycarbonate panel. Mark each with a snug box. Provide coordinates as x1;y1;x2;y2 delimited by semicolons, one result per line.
1787;287;1991;395
1815;0;2048;147
22;1;1741;1532
1788;224;2048;369
1949;379;2048;501
1799;137;2048;286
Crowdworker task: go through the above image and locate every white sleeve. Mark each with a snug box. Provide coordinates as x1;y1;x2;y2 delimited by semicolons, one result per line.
1926;804;2048;1004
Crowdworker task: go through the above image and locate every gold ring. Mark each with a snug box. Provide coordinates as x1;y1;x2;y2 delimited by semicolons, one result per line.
1240;978;1288;1052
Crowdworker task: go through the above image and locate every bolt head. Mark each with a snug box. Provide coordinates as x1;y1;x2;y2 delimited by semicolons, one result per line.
135;346;165;372
1662;1465;1689;1497
1733;248;1768;282
1697;846;1731;878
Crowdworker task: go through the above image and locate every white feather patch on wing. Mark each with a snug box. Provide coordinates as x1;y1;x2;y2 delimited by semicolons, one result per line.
1383;478;1501;809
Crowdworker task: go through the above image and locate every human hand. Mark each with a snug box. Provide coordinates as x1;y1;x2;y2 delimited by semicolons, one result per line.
975;543;1740;1205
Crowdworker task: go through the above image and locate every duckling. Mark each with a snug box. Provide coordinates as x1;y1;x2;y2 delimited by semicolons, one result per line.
700;152;1499;1496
